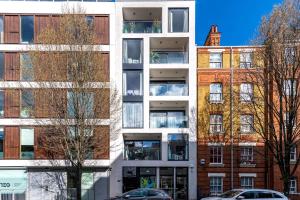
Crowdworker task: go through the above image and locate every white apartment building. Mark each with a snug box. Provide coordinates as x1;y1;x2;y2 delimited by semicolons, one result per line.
0;0;196;199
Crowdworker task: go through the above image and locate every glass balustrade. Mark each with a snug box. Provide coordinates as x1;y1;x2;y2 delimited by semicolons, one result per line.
150;83;188;96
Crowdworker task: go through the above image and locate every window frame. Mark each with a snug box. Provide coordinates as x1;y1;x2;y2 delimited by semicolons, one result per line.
209;52;222;69
240;146;254;164
122;39;143;64
124;140;161;160
20;90;35;118
283;79;297;96
20;127;34;159
0;90;4;118
122;70;143;96
240;83;253;102
209;114;223;134
240;176;254;189
0;16;3;44
209;176;223;195
240;114;254;134
209;146;223;164
239;52;253;68
20;53;34;81
123;102;143;128
290;145;297;162
167;133;189;161
290;178;297;194
168;8;189;33
210;83;223;103
20;15;34;44
0;127;3;159
0;52;4;80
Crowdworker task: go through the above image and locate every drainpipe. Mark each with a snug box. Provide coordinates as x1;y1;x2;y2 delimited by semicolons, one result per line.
230;47;234;189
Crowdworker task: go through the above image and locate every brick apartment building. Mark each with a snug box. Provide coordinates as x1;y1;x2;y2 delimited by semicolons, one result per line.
197;25;300;199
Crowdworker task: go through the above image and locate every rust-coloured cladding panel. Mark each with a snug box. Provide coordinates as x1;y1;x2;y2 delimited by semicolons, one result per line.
35;90;52;118
95;88;110;119
94;126;109;159
4;127;20;159
4;52;20;81
34;127;47;159
5;90;20;118
4;15;20;44
94;16;109;45
35;15;51;43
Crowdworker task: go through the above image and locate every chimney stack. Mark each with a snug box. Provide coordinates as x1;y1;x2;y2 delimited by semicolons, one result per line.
204;25;221;46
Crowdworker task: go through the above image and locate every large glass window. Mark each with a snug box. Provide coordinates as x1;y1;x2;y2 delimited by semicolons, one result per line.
20;53;33;81
240;83;253;102
168;8;188;32
67;92;94;118
240;177;254;189
210;177;223;195
168;134;188;161
139;167;156;188
123;71;143;96
20;128;34;159
283;79;297;96
240;115;254;133
0;127;3;159
210;146;223;164
0;90;3;117
123;102;143;128
124;140;160;160
150;111;187;128
21;16;34;44
210;114;223;134
240;146;254;164
160;168;174;198
123;39;143;64
210;83;222;103
240;52;253;68
210;53;222;68
0;16;3;43
21;90;34;118
0;53;4;80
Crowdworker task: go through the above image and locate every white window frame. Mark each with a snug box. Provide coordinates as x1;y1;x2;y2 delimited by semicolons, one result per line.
283;79;297;96
209;176;223;195
240;146;254;164
240;114;254;133
290;146;297;162
240;83;253;102
210;146;223;164
240;52;253;68
240;176;254;189
209;53;222;69
210;83;223;103
290;178;297;194
210;114;223;134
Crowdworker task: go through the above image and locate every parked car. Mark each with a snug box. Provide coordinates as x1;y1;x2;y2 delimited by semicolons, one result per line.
200;189;288;200
111;188;172;200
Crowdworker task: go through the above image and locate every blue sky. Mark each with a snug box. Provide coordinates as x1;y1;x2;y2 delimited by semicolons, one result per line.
195;0;283;46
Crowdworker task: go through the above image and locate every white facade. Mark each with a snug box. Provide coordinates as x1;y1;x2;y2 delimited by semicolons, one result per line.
0;0;196;199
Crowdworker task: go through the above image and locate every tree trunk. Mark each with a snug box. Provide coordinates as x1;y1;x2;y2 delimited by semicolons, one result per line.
76;165;82;200
283;175;290;197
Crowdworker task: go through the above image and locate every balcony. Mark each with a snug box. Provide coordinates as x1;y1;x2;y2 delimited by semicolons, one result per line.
150;83;188;96
123;8;162;34
150;37;189;64
123;21;162;33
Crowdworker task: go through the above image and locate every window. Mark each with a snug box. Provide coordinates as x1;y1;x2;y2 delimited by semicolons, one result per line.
240;147;254;164
168;8;188;32
123;39;143;64
123;102;143;128
210;146;223;164
210;114;223;134
150;111;187;128
240;52;253;68
290;178;297;194
209;53;222;68
285;47;295;64
240;177;254;189
0;53;4;80
20;53;33;81
0;91;3;117
283;79;297;96
123;71;143;96
21;90;34;118
124;140;160;160
210;83;222;103
210;177;223;195
67;92;94;118
0;127;3;159
240;115;254;133
21;16;34;43
290;146;296;162
168;134;188;161
0;16;3;43
85;16;94;28
240;83;253;102
284;112;296;130
20;128;34;159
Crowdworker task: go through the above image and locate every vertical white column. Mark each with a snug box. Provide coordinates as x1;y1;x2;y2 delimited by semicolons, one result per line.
143;36;150;129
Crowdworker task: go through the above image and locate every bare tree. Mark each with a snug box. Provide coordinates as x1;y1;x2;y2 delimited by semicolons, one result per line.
242;0;300;195
29;6;120;200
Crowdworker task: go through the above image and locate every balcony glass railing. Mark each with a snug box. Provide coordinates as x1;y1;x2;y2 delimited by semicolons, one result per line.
150;51;188;64
150;83;188;96
150;115;188;128
123;21;162;33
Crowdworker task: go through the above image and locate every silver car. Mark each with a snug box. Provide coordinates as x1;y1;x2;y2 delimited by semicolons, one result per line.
200;189;288;200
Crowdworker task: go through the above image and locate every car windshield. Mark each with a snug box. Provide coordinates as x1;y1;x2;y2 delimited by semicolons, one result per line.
219;190;243;198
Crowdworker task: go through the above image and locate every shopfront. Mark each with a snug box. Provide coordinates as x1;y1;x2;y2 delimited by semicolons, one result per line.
123;167;188;200
0;170;27;200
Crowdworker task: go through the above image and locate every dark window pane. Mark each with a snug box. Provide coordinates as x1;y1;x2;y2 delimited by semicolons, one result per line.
169;8;188;32
0;53;3;80
0;127;3;159
20;53;33;81
168;134;188;160
21;90;34;118
124;140;160;160
123;71;143;96
123;39;143;64
21;16;34;43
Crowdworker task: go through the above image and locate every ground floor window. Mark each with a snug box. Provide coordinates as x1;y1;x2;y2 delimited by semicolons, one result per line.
240;177;254;189
123;167;188;200
290;178;297;194
209;177;223;195
0;170;27;200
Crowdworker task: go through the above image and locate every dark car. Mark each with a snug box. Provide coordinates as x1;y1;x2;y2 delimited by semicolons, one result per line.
111;188;172;200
